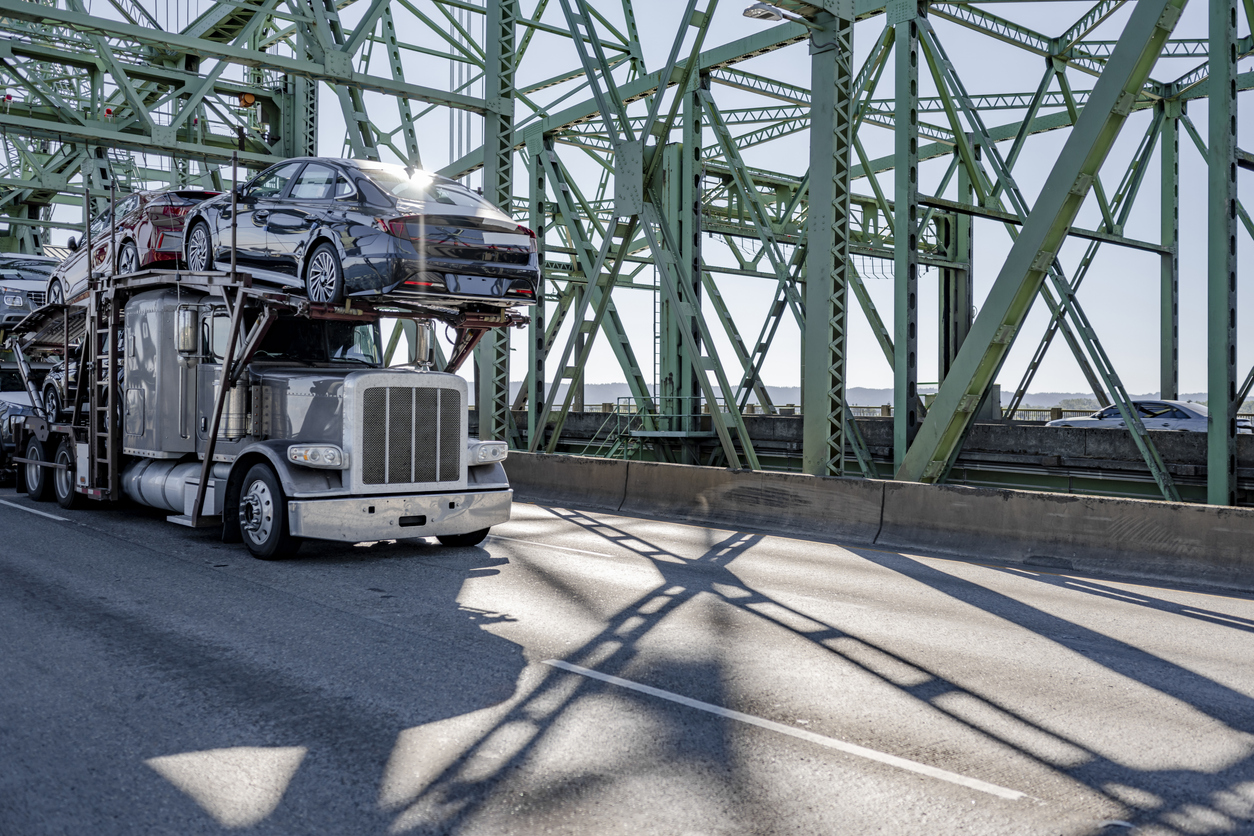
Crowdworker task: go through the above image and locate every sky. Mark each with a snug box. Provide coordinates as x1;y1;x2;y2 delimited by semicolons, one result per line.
46;0;1254;402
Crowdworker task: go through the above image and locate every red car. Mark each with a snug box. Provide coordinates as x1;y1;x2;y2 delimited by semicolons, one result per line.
47;189;220;304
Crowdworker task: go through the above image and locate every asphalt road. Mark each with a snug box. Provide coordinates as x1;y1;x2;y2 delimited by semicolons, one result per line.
2;487;1253;835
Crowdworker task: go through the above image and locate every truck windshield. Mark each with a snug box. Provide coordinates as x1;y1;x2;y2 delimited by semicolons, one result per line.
214;315;381;366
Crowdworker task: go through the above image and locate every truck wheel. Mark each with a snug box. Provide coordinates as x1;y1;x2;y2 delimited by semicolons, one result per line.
436;528;490;548
238;463;300;560
24;436;53;502
53;440;82;510
304;243;344;304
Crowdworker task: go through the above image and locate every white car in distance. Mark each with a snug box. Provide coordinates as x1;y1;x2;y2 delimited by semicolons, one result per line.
1046;400;1252;433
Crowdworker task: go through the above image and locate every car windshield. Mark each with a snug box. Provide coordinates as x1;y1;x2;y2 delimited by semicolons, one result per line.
356;164;499;210
0;260;55;279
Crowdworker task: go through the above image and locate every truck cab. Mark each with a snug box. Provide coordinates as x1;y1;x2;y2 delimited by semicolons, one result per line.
35;284;511;559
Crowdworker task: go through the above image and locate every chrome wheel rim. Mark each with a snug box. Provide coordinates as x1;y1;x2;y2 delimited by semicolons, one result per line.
48;280;62;305
54;447;73;500
306;250;339;302
239;479;275;546
187;226;209;272
43;388;58;419
25;448;41;492
119;244;138;274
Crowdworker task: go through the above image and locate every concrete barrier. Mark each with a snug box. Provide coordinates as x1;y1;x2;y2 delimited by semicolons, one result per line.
504;452;1254;590
620;459;884;543
877;480;1254;588
503;453;627;512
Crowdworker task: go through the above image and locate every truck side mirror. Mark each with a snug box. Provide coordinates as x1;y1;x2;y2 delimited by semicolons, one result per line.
176;308;198;354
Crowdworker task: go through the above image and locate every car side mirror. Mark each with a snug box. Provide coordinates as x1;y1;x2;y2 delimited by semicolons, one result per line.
68;236;79;251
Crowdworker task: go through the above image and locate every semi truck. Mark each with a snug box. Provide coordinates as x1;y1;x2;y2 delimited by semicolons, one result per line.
6;270;524;559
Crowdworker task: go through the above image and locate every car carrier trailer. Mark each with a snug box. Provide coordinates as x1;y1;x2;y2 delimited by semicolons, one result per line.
5;268;526;559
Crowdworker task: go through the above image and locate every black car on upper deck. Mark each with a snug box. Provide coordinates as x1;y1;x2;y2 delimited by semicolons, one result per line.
183;158;539;309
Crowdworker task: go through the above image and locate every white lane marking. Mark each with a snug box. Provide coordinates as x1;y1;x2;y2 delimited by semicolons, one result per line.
545;659;1030;802
489;535;614;559
0;499;69;522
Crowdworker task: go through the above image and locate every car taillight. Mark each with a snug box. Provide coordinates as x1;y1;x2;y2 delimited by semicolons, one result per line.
378;216;420;237
161;206;187;216
517;224;538;253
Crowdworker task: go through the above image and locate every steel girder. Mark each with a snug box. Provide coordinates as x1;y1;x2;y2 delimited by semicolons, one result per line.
896;0;1187;485
0;0;1246;507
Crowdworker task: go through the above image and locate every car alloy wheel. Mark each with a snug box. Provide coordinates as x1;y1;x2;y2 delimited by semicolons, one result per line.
47;279;63;305
118;241;139;274
305;244;344;304
186;223;211;272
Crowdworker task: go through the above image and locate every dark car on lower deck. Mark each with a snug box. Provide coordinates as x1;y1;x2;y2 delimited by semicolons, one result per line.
183;158;539;309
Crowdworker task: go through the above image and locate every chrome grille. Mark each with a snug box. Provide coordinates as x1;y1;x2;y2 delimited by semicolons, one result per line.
27;290;45;307
361;385;462;486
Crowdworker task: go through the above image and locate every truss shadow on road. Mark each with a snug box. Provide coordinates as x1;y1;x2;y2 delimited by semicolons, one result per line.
385;504;1254;835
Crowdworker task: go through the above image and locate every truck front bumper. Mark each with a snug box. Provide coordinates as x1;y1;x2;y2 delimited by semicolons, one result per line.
287;488;512;542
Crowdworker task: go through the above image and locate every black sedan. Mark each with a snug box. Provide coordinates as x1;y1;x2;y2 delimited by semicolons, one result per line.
183;158;539;308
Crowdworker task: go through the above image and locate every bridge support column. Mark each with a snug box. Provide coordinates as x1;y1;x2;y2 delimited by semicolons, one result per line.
802;7;856;476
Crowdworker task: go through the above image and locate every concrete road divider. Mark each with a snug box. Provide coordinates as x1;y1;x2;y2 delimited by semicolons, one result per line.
504;452;1254;590
618;459;884;543
504;452;628;512
876;480;1254;588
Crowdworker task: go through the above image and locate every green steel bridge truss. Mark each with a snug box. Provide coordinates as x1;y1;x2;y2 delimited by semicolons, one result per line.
0;0;1247;503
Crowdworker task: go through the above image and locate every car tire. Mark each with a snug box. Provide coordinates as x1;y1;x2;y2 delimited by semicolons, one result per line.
47;278;64;306
304;243;344;304
186;221;213;273
238;463;301;560
42;385;62;421
54;439;82;510
118;241;139;275
436;528;490;548
24;435;53;502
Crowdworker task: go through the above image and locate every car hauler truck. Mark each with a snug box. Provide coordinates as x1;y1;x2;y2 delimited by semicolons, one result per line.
5;270;525;559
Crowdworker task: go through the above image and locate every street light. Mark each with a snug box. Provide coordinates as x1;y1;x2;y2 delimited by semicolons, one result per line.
742;2;784;20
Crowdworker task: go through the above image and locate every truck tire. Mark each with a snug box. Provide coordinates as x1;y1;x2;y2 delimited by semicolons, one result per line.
436;528;490;548
304;243;344;304
24;436;53;502
53;440;82;510
238;463;301;560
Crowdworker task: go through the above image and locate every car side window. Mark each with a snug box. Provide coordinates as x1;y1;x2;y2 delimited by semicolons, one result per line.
1169;408;1192;420
115;194;140;218
290;163;337;201
1096;406;1119;419
245;162;302;200
332;175;356;199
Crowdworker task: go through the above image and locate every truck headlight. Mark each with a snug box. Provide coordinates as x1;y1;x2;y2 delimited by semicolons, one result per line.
288;444;348;469
469;440;508;464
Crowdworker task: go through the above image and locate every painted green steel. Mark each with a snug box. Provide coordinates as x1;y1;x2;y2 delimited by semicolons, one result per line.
1208;0;1239;505
802;8;857;476
891;10;919;473
0;0;1245;509
1161;106;1180;402
897;0;1186;485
